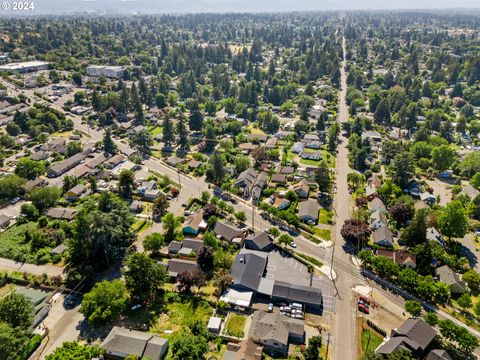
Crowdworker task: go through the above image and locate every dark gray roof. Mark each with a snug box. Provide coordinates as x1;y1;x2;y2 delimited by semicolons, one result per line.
298;199;319;219
214;221;245;242
376;336;420;355
245;231;272;251
425;349;452;360
272;281;322;306
168;241;182;253
231;249;268;291
101;326;168;360
167;259;199;277
435;265;466;291
395;318;436;350
182;238;204;253
248;310;304;347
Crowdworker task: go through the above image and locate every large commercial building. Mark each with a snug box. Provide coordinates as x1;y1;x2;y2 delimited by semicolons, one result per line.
86;65;125;78
0;61;49;74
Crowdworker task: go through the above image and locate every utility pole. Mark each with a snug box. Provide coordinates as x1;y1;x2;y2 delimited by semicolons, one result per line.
325;332;331;359
252;203;255;232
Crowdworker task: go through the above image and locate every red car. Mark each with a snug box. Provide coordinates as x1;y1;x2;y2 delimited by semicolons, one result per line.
358;303;370;314
359;296;371;305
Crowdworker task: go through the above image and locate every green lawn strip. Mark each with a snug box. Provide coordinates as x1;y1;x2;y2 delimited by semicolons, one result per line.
224;313;247;338
361;327;383;355
313;228;331;241
297;253;323;267
318;209;333;225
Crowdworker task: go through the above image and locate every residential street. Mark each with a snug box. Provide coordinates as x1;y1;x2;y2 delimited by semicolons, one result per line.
332;36;358;360
0;257;64;278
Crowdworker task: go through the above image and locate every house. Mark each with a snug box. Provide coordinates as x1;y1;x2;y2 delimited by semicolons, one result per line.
426;227;444;247
239;143;258;153
366;175;381;199
291;142;305;154
187;159;202;170
85;153;109;169
292;179;310;198
302;133;320;143
305;140;321;149
269;194;290;210
230;249;323;309
45;207;77;221
167;241;183;255
143;190;160;201
0;214;11;229
435;265;467;294
21;177;47;193
65;184;87;201
167;259;199;277
182;210;207;235
104;154;126;169
207;316;222;335
247;134;267;143
300;151;321;161
279;166;295;175
248;310;304;355
298;199;319;224
373;227;394;247
265;137;278;149
370;210;387;229
236;167;258;199
252;172;267;204
405;180;422;198
274;131;293;139
214;221;246;246
31;150;49;161
420;192;436;205
369;197;386;213
425;349;452;360
165;156;184;167
375;249;416;268
129;200;144;213
47;153;86;177
376;318;437;358
361;131;382;151
244;231;273;252
138;180;156;195
270;174;287;186
101;326;168;360
223;339;263;360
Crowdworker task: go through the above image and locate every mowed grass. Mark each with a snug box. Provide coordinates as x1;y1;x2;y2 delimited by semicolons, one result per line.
150;126;163;137
318;209;333;225
297;253;323;267
361;328;383;355
314;228;331;241
224;313;247;338
150;297;213;337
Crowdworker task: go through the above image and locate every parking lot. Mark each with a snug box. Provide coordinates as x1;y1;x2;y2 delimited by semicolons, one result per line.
264;249;311;286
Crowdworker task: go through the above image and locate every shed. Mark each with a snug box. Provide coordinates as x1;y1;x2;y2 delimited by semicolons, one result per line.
207;316;222;334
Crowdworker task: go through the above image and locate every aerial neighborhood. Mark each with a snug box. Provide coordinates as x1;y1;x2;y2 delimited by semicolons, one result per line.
0;6;480;360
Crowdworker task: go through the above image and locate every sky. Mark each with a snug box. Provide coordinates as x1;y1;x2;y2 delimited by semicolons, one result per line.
7;0;480;15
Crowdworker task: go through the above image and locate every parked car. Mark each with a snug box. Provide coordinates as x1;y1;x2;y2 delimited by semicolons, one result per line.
11;197;20;204
268;303;273;312
359;296;371;305
288;242;297;248
358;304;369;314
63;295;76;307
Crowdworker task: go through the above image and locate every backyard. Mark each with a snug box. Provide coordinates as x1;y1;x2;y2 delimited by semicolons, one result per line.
0;222;48;264
224;313;247;338
150;295;213;337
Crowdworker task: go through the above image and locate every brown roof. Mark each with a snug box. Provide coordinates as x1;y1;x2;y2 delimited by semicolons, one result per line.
375;249;416;267
167;259;199;277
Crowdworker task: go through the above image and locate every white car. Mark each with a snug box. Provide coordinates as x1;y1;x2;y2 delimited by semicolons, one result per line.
289;242;297;248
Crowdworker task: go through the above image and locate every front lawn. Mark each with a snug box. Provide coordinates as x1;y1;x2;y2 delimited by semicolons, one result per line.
224;313;247;338
150;295;213;337
361;327;383;355
313;228;331;241
318;209;333;225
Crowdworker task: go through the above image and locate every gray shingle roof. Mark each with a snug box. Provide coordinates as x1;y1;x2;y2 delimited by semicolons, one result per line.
231;249;268;291
245;231;272;251
101;326;168;360
248;311;304;347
